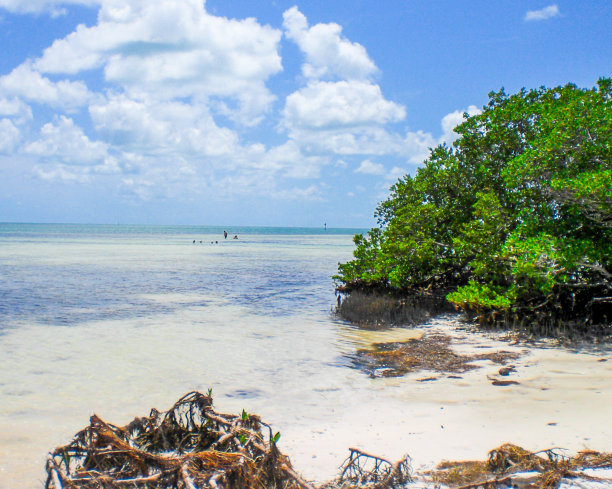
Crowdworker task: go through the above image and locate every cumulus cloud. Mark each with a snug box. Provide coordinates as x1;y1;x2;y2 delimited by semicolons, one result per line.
0;1;491;208
272;184;324;201
355;159;385;175
279;7;438;164
0;62;94;111
283;6;377;80
24;115;110;166
89;94;239;157
283;80;405;130
33;0;282;124
439;105;481;144
0;0;98;16
0;118;21;153
0;97;33;124
524;5;560;21
262;141;328;178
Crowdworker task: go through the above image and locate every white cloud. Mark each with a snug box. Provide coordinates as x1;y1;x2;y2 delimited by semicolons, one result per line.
387;166;407;181
0;97;33;124
263;141;327;178
288;125;435;162
355;159;385;175
272;184;324;201
401;129;437;163
283;6;377;80
89;94;239;157
34;165;92;183
0;1;492;209
33;0;283;124
0;62;94;111
439;105;481;145
24;115;110;166
284;80;405;130
524;5;560;21
0;118;21;153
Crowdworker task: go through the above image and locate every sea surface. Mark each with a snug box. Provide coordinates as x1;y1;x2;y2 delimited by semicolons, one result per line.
2;223;611;489
0;223;368;487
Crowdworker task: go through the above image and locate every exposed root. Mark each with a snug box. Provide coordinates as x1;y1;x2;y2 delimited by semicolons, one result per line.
335;291;452;327
320;448;411;489
44;393;612;489
45;391;315;489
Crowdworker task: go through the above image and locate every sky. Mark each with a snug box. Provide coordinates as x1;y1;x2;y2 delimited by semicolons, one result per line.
0;1;610;227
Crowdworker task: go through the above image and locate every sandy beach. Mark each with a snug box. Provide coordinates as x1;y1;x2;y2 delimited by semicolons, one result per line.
279;314;612;483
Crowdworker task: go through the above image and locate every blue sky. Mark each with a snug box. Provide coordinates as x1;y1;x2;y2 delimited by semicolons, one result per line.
0;1;609;227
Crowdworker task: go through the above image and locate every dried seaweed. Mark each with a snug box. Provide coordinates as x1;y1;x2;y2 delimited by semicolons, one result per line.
429;443;612;489
350;333;519;378
45;391;315;489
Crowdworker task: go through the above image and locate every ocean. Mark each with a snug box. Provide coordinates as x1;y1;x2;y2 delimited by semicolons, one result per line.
0;223;374;487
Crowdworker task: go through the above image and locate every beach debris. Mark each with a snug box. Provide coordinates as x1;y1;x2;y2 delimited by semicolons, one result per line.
498;366;516;376
427;443;612;489
44;392;612;489
44;391;315;489
319;448;412;489
350;333;519;378
491;379;520;386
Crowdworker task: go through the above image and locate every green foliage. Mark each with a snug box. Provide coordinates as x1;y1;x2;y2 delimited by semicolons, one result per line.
335;78;611;330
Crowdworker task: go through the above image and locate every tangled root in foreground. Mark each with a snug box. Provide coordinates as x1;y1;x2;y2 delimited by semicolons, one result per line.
45;391;314;489
45;392;611;489
45;391;412;489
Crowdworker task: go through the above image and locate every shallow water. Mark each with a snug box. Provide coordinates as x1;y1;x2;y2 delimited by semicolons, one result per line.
1;224;611;488
0;224;362;486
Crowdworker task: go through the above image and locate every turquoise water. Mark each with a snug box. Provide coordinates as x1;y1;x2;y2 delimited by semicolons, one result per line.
0;223;362;328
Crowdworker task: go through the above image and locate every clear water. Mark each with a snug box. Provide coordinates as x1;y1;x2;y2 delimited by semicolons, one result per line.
0;223;374;487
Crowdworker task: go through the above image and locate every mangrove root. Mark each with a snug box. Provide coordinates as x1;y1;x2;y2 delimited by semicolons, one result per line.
44;391;315;489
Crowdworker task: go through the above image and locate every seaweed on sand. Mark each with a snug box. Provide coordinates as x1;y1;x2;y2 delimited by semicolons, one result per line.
429;443;612;489
44;391;315;489
350;333;519;378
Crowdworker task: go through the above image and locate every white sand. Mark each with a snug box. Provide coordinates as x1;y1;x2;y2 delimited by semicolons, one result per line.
280;316;612;483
